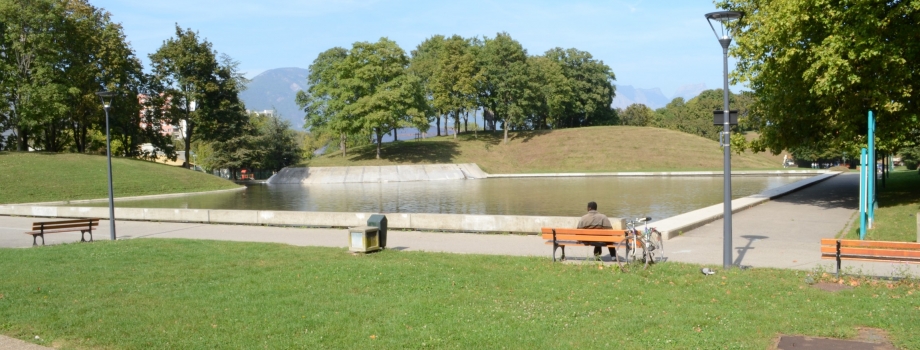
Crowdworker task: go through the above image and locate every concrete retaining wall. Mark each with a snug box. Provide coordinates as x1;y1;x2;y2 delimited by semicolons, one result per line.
0;204;626;233
267;163;488;184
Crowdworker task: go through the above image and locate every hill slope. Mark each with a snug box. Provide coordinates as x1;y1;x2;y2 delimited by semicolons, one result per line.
0;153;240;204
301;126;785;174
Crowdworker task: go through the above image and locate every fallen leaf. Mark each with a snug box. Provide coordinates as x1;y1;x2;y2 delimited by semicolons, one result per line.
370;335;377;340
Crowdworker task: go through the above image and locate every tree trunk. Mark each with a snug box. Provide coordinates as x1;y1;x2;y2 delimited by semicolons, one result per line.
393;128;398;142
435;116;441;136
375;128;382;159
464;110;469;132
183;122;193;169
15;127;28;151
503;118;509;144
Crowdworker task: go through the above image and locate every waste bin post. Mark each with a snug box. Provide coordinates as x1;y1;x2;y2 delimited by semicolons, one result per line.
368;214;388;248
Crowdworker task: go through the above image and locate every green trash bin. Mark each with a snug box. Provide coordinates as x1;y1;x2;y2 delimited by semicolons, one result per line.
368;214;387;248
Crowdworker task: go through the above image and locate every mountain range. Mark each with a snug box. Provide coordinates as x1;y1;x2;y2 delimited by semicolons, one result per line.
238;68;708;130
611;83;707;110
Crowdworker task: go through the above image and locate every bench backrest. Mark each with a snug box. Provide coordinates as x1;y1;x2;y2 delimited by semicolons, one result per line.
32;218;100;231
541;227;628;243
820;238;920;262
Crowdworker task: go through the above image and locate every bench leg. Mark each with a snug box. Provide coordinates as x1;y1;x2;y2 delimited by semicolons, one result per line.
552;244;565;262
81;230;93;242
835;240;841;278
33;234;44;246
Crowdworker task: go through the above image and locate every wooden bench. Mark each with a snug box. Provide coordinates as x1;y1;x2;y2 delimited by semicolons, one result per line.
25;218;100;246
541;228;630;262
820;238;920;276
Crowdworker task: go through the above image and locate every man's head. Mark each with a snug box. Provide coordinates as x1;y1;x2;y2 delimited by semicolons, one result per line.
587;201;597;211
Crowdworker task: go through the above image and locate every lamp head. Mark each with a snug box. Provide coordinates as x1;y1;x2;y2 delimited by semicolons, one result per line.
96;90;116;109
705;11;744;48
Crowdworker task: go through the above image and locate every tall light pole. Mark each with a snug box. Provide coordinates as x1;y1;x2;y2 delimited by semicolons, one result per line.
705;10;743;269
96;90;117;241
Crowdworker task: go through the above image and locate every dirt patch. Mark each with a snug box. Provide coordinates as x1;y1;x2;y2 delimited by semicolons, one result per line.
811;282;853;292
775;328;894;350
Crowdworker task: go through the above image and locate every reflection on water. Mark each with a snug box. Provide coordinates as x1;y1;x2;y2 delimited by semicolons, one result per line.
91;176;809;219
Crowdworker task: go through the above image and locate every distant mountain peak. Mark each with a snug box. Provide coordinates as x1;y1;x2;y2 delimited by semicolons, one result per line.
672;83;707;102
240;67;310;130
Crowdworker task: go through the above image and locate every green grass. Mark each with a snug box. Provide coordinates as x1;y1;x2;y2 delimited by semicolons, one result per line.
302;127;788;174
0;152;240;204
1;239;918;349
844;168;920;242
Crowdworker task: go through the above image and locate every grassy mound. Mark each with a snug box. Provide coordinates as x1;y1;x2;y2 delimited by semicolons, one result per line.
0;152;240;204
0;239;916;348
302;126;786;173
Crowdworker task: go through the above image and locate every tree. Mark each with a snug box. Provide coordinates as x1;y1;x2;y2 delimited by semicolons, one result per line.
544;48;617;128
619;103;654;126
525;55;569;129
722;0;920;155
409;35;445;136
479;32;529;144
0;0;69;151
338;38;427;159
296;47;357;157
149;25;247;168
433;35;480;139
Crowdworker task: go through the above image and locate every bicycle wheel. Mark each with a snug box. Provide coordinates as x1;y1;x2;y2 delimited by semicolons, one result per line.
646;229;664;264
615;236;634;271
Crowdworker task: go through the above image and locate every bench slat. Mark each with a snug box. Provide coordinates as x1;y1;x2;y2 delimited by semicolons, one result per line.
821;254;920;263
25;228;94;235
820;245;920;258
541;228;626;235
32;218;99;226
541;233;627;242
545;241;616;247
836;239;920;250
32;222;99;231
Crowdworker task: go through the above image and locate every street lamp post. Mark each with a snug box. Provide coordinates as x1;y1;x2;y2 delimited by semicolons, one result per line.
96;90;117;241
705;10;743;270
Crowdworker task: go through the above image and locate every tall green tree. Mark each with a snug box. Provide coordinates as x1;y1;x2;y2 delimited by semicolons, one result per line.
544;48;617;128
722;0;920;155
0;0;68;151
433;35;480;139
409;35;445;137
618;103;654;127
479;32;529;144
297;47;357;157
149;25;247;168
524;55;569;129
338;38;427;159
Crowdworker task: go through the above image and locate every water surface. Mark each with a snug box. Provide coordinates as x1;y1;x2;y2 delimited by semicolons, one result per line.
93;176;809;220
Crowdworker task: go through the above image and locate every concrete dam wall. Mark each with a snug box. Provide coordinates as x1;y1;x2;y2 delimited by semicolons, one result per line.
267;164;489;184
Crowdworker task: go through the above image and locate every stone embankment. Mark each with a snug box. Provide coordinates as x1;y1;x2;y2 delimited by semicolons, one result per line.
267;163;488;184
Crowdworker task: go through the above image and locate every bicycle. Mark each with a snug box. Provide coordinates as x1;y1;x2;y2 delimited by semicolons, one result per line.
615;217;665;270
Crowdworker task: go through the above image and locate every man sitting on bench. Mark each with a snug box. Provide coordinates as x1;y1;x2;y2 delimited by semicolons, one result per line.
577;201;614;258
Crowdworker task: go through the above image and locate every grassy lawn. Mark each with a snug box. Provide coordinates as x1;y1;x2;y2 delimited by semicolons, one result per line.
844;168;920;242
0;152;240;204
1;239;918;349
302;126;788;174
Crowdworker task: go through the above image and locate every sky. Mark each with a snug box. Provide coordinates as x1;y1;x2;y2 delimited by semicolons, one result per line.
92;0;740;99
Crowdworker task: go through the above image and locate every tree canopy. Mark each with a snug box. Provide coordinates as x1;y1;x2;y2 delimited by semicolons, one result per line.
722;0;920;156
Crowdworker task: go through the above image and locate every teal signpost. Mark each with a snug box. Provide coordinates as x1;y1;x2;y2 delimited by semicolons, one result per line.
859;110;877;240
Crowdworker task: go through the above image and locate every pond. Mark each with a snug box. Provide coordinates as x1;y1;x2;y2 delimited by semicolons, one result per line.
91;176;811;220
